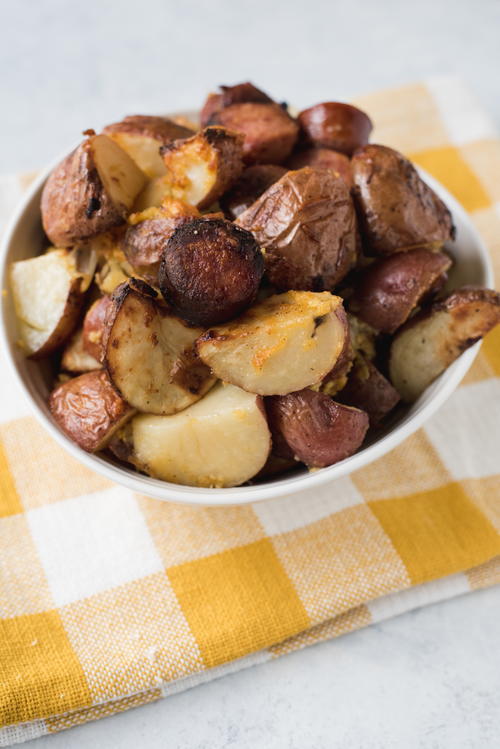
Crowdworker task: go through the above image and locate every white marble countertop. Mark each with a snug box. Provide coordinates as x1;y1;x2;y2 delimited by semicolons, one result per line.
3;0;499;745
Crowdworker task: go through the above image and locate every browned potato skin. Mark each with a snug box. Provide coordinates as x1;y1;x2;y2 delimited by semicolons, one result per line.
220;164;287;219
266;389;369;468
41;137;127;248
298;103;373;156
349;248;452;334
49;370;134;452
209;103;299;165
286;148;353;188
160;126;245;209
351;145;455;256
200;82;274;127
236;167;357;291
82;295;113;361
319;320;354;394
123;202;200;285
159;218;264;326
103;115;194;143
338;357;400;425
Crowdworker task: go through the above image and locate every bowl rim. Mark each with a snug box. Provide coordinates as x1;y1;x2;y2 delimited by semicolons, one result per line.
0;153;493;506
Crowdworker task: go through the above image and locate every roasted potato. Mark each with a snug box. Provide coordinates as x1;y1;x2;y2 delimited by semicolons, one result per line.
266;389;369;467
351;145;455;255
316;326;354;396
41;133;146;247
389;286;500;401
298;102;373;155
123;199;200;285
61;328;101;373
285;147;352;187
10;248;96;358
236;166;357;291
82;294;112;361
131;383;271;487
49;370;135;452
103;115;194;178
159;126;244;209
338;356;400;424
220;164;287;219
349;248;452;333
200;82;274;126
159;218;264;326
197;290;348;395
103;279;215;414
208;102;299;165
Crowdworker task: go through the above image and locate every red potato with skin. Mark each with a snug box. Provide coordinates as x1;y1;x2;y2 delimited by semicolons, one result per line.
159;218;264;326
286;148;352;187
266;389;369;468
338;357;400;425
349;248;453;334
236;166;357;291
200;82;274;126
49;370;135;452
389;286;500;402
298;102;373;155
220;164;287;219
209;102;299;165
82;294;113;361
351;145;455;255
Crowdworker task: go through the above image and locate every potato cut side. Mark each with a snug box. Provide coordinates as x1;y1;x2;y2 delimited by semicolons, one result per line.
61;328;101;373
197;290;348;395
10;248;95;357
160;126;244;209
91;134;146;211
132;383;271;487
106;132;168;178
389;287;500;402
104;279;215;414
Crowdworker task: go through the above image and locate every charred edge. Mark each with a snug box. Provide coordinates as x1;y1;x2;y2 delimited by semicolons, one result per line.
86;197;101;217
312;315;328;336
128;277;158;298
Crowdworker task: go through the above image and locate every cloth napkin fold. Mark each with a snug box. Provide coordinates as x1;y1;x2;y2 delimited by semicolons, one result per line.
1;76;499;747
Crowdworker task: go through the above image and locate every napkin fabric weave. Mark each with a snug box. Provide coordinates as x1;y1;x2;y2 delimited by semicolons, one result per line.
1;76;500;746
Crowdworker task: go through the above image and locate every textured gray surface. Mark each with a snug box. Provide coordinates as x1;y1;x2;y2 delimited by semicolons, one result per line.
4;0;500;745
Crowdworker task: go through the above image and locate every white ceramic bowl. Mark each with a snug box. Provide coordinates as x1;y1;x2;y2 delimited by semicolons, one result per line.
0;142;493;506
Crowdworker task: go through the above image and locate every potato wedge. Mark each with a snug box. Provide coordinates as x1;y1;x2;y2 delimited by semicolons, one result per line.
159;126;244;209
236;166;357;291
82;295;112;361
49;370;135;452
103;115;194;178
338;356;400;424
41;133;146;247
298;102;373;155
200;82;274;126
349;248;452;333
61;328;101;373
103;279;215;414
220;164;287;219
266;389;369;467
10;248;96;358
389;287;500;401
197;290;348;395
285;148;352;187
351;145;455;255
159;218;264;326
132;383;271;487
123;200;200;285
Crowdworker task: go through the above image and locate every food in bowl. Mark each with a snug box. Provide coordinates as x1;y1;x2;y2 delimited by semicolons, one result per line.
8;81;500;488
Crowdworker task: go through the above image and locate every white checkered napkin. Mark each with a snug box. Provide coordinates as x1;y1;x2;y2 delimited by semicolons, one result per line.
1;77;500;746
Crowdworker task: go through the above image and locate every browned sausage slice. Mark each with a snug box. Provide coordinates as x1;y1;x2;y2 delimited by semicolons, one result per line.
298;102;373;155
286;147;352;187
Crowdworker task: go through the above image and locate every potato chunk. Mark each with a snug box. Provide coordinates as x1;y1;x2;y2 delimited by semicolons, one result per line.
236;167;357;291
49;370;135;452
285;148;352;187
132;383;271;487
41;134;146;247
338;356;400;425
389;287;500;401
10;248;96;357
351;145;455;255
197;291;348;395
159;218;264;326
103;279;215;414
266;389;369;468
220;164;286;219
61;328;101;373
82;295;112;361
159;126;244;209
103;115;194;178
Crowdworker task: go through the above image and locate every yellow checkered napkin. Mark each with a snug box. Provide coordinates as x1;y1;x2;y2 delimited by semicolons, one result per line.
1;76;500;746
